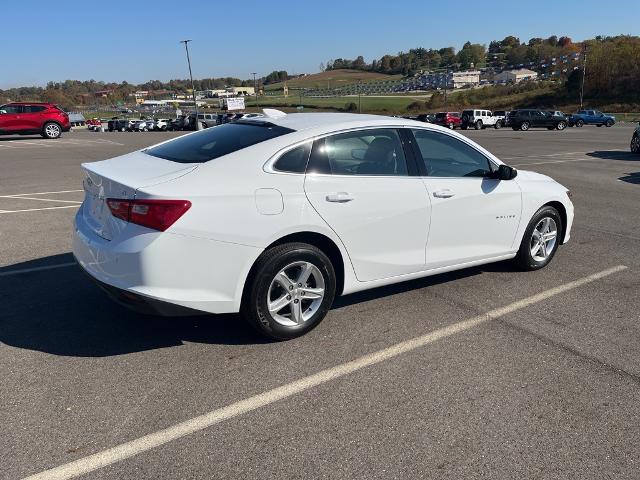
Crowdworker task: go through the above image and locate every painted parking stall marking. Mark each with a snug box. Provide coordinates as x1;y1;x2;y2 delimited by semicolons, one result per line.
0;190;83;214
22;265;628;480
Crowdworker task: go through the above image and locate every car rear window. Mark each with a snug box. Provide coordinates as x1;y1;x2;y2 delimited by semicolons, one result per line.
145;121;295;163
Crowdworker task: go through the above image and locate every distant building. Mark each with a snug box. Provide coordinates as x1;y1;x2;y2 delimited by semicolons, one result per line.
450;70;481;89
197;87;255;98
494;69;538;84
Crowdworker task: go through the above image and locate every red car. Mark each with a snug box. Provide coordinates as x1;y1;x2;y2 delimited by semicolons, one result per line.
433;111;462;129
86;118;102;131
0;102;71;139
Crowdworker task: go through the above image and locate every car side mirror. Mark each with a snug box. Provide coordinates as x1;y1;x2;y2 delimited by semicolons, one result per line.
495;164;517;180
0;110;6;115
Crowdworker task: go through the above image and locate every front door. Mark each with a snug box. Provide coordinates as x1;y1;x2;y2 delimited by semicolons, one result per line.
304;127;430;282
0;104;24;132
409;128;522;269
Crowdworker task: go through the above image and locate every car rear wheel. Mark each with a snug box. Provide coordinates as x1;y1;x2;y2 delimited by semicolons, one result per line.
556;121;567;130
575;119;584;127
475;120;482;130
41;122;62;139
494;120;502;129
606;119;614;127
514;206;562;271
241;243;336;340
520;121;530;131
631;134;640;154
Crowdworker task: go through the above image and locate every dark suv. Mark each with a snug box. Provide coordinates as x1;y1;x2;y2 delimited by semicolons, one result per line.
507;109;567;131
0;102;71;138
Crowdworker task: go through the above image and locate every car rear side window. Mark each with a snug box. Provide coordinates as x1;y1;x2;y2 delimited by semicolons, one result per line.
411;129;492;178
273;143;311;173
145;121;294;163
24;105;47;113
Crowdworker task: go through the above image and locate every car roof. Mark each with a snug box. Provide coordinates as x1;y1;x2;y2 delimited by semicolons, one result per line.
5;101;54;105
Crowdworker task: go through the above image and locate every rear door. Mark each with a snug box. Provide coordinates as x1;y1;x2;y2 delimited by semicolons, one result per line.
304;127;431;282
410;128;522;268
22;105;47;130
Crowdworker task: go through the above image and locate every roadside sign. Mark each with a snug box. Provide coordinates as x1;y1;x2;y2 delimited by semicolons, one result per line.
226;97;245;111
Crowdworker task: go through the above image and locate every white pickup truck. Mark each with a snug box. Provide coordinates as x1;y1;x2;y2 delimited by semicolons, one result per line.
460;109;506;130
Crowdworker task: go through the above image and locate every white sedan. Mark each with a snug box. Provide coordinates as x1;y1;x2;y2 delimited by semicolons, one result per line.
73;111;574;339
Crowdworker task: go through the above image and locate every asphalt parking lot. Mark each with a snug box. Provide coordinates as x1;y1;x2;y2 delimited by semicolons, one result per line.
1;124;639;479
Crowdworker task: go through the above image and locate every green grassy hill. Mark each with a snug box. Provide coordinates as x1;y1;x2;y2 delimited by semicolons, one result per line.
264;69;402;92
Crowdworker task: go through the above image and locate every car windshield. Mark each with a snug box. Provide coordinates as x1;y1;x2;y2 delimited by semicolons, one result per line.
145;121;295;163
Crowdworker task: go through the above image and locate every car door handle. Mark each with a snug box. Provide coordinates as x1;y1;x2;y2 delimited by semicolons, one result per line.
326;192;354;203
433;189;455;198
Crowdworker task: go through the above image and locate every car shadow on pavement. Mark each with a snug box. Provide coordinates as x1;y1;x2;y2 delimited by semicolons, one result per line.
619;172;640;185
586;151;640;161
0;253;518;357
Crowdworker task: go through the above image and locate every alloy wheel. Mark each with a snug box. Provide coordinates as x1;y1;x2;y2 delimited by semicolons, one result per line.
45;124;61;138
267;261;325;327
530;217;558;262
631;135;640;153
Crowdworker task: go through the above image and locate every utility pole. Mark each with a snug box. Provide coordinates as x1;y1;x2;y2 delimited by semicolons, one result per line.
180;40;201;130
443;68;449;111
251;72;258;108
579;47;587;109
358;81;362;113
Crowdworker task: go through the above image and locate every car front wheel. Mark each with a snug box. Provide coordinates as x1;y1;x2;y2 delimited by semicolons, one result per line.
241;243;336;340
514;206;562;271
556;121;566;130
575;119;584;127
631;134;640;154
520;121;530;131
42;122;62;139
494;120;502;129
606;119;614;127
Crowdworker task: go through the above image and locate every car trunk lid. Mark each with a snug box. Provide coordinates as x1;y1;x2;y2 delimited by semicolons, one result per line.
81;151;197;240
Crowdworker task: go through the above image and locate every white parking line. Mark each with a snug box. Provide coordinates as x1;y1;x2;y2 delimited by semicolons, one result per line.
0;196;81;204
0;205;79;214
510;158;596;167
22;265;628;480
0;262;76;277
2;190;83;197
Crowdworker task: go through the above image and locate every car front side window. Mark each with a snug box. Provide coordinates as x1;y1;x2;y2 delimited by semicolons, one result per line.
308;128;408;176
411;129;492;178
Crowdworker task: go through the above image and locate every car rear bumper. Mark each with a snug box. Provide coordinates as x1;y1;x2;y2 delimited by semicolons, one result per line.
72;203;262;315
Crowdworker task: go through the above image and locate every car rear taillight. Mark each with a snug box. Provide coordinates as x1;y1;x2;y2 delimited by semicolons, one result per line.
106;199;191;231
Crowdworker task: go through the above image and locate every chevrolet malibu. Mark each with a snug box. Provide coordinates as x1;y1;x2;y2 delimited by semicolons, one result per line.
73;111;574;340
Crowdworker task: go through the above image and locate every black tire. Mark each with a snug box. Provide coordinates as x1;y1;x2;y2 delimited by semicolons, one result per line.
41;122;62;139
520;121;530;131
606;119;614;127
630;134;640;154
512;126;519;131
494;120;502;129
575;119;584;127
547;126;555;130
461;124;468;130
241;243;336;340
475;120;482;130
556;121;566;131
514;206;562;271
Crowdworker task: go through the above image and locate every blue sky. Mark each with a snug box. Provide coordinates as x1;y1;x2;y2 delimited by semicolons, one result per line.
2;0;639;88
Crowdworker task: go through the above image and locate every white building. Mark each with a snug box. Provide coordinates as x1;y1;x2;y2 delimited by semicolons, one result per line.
494;69;538;84
451;70;481;89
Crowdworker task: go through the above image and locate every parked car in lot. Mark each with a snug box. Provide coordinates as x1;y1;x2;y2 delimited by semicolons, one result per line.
569;110;615;127
433;111;461;129
73;112;574;340
86;118;102;131
507;109;568;131
460;109;504;130
154;119;170;131
133;119;155;132
107;118;136;132
0;102;70;139
413;114;433;123
631;124;640;154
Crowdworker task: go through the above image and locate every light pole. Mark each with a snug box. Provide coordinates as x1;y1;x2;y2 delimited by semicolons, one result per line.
579;47;587;110
180;39;201;130
251;72;258;108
